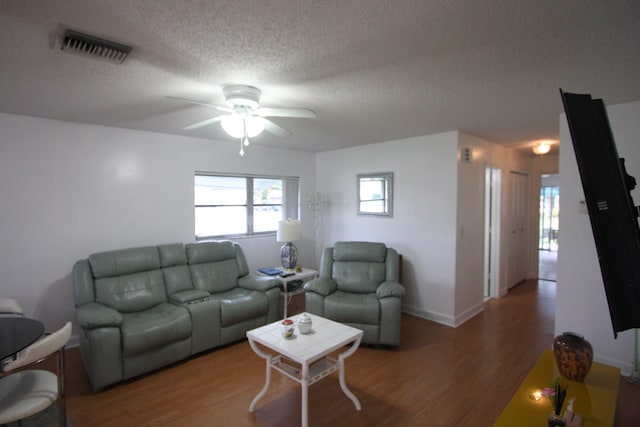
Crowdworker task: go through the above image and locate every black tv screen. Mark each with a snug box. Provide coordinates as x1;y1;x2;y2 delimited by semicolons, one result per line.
560;90;640;338
560;90;640;337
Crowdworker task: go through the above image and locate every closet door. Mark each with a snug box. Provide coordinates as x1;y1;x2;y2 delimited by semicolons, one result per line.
507;171;529;288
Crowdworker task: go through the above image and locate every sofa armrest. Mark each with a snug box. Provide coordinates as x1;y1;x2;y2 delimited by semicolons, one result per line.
304;278;338;296
169;289;211;304
376;281;406;299
76;302;122;330
238;275;281;292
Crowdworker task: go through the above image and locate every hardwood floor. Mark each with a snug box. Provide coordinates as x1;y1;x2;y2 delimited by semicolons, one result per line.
63;280;640;426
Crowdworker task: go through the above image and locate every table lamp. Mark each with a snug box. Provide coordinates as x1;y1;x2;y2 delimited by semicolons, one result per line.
277;219;301;270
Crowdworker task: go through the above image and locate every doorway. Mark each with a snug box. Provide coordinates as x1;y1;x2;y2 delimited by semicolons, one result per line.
539;174;559;281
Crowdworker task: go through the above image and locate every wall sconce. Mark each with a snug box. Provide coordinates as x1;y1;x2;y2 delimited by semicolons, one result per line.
532;141;552;155
306;192;330;221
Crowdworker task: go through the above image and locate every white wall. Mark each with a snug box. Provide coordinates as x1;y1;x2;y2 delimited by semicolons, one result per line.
316;132;460;325
455;134;494;323
0;113;316;338
315;131;533;326
557;100;640;374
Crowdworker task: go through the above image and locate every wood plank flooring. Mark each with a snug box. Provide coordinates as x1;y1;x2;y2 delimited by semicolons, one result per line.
63;280;640;426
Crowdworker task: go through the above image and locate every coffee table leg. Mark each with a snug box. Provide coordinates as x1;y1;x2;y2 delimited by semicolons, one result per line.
301;363;309;427
248;339;273;412
338;336;362;410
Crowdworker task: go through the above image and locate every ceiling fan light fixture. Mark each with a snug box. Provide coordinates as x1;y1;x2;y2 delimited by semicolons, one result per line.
221;114;264;138
173;84;315;156
223;85;261;110
532;141;552;155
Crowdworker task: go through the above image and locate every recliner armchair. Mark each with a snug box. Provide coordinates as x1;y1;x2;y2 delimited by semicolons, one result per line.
304;242;405;346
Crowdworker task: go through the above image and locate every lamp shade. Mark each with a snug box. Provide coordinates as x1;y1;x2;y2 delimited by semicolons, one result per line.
277;219;301;242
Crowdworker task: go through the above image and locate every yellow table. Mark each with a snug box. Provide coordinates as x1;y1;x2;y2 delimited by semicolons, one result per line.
494;350;620;427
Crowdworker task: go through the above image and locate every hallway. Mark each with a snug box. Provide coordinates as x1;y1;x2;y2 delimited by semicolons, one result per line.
539;249;557;282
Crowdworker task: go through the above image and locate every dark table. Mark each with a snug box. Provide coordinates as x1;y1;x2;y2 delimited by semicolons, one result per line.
0;317;44;360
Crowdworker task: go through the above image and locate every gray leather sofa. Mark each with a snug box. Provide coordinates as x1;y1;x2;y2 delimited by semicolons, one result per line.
304;241;405;346
72;241;280;390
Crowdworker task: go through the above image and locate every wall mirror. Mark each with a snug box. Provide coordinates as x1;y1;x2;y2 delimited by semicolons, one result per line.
357;172;393;217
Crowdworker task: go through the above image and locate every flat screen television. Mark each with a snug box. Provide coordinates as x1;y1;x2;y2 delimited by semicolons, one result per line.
560;90;640;337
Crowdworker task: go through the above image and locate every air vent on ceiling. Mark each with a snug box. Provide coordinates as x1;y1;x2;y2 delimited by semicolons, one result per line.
60;29;132;64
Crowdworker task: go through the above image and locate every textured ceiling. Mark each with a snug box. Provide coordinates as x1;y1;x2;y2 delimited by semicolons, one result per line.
1;1;639;155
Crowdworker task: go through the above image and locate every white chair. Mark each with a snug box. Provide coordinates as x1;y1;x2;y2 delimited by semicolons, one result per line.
0;321;71;426
0;298;24;316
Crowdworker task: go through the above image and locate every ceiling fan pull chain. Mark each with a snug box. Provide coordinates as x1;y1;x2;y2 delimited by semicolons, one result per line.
239;138;245;156
242;119;250;146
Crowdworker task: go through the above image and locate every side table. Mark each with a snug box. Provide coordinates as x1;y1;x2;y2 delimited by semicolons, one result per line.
494;349;620;426
257;268;318;318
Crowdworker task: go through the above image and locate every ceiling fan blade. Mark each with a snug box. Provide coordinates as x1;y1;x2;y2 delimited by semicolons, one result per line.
262;118;292;137
257;107;317;119
167;96;231;113
183;115;224;130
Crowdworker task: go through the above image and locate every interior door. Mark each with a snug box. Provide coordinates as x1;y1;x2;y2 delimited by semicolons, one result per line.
507;171;529;288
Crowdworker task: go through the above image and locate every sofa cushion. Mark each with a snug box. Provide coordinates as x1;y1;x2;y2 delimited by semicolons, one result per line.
158;243;187;267
189;258;240;293
95;270;167;312
186;241;235;264
163;265;192;295
324;291;380;325
210;288;268;327
121;303;191;357
89;246;161;278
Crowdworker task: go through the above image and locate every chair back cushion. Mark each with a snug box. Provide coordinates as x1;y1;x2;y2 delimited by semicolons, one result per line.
333;241;387;263
331;242;387;293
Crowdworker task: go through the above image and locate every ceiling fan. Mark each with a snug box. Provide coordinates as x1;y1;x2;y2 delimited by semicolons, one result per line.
169;85;317;156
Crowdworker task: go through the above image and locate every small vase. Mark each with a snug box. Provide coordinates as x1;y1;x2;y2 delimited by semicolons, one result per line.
548;413;567;427
553;332;593;381
298;313;312;334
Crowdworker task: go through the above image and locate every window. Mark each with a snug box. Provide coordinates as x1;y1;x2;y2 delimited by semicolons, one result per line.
195;173;299;239
357;172;393;217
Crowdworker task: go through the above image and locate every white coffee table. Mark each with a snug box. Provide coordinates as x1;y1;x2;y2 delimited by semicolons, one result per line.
246;313;363;427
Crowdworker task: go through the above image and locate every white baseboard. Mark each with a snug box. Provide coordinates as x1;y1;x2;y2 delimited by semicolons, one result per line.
402;301;485;328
